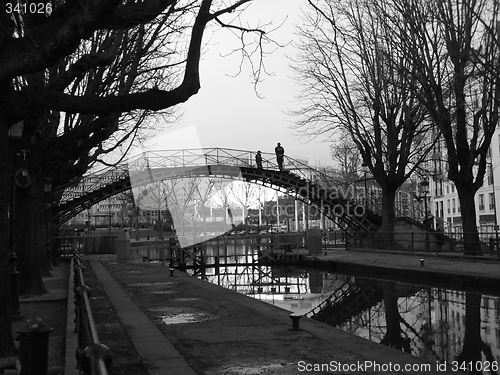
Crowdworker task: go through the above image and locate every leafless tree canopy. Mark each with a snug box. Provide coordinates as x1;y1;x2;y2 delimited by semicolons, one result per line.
383;0;500;253
0;0;277;357
291;0;436;235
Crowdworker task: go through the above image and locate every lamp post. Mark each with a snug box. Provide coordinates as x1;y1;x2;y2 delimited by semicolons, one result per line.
147;213;150;240
44;178;53;270
8;121;24;316
135;205;140;241
489;160;499;256
417;178;430;250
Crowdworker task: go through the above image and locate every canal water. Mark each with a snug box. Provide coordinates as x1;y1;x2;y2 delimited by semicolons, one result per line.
184;237;500;371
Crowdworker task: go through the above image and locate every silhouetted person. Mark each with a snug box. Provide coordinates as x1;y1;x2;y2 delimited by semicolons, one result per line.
255;150;263;169
275;142;284;170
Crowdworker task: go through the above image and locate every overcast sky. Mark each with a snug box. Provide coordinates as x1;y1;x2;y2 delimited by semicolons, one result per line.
151;0;336;168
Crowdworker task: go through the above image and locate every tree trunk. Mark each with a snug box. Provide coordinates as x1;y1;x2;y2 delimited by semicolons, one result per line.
380;284;410;352
0;116;16;357
456;184;481;255
455;293;496;372
376;188;397;248
15;181;48;296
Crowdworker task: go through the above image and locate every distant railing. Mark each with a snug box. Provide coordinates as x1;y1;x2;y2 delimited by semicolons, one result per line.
56;148;336;206
55;235;116;256
73;252;112;374
322;231;348;251
350;230;500;258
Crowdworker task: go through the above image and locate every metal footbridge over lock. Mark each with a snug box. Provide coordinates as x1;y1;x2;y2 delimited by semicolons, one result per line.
53;148;382;234
305;277;385;326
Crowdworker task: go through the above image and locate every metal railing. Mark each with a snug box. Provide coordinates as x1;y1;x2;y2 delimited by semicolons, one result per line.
56;148;336;205
322;231;348;251
73;252;112;374
350;230;500;258
55;235;116;256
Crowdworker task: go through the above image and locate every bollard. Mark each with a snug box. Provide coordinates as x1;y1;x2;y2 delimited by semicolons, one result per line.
169;267;175;277
290;313;301;331
420;258;425;266
16;317;53;375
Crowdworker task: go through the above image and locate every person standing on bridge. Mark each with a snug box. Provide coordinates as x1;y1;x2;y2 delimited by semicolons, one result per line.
275;142;285;170
255;150;263;169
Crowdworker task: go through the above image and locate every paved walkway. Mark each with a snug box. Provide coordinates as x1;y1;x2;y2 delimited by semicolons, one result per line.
317;250;500;279
63;251;499;375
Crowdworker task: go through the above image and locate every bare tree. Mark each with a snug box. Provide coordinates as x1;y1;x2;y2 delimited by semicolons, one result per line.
329;140;362;192
0;0;275;357
291;0;437;243
194;178;218;231
385;0;500;255
228;181;260;227
164;177;201;237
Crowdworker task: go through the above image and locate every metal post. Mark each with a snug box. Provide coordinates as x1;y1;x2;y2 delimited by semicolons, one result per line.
490;160;499;255
496;228;499;258
158;209;162;239
424;192;430;250
135;206;140;241
147;214;150;240
8;137;20;316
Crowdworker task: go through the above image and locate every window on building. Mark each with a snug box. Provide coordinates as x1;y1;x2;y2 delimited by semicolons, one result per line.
435;202;439;218
479;194;485;211
440;201;444;217
451;183;455;193
446;185;449;194
447;199;450;213
490;193;495;210
458;200;461;213
452;199;456;214
488;165;494;185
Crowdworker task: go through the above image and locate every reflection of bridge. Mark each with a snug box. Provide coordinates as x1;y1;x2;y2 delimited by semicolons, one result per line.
54;148;381;233
305;277;384;326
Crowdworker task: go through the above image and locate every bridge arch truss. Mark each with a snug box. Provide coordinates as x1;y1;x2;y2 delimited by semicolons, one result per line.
54;148;381;234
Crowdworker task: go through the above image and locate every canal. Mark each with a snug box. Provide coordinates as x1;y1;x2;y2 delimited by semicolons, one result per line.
183;237;500;372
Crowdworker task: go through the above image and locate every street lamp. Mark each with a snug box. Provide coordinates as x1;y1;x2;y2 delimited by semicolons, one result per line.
420;178;430;223
135;205;140;241
416;178;430;250
8;121;24;316
147;213;151;240
44;178;53;271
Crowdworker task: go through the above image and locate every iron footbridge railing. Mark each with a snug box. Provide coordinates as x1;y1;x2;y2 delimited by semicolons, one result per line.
54;148;382;235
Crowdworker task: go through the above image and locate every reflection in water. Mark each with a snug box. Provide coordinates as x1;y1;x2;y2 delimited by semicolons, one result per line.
187;240;500;370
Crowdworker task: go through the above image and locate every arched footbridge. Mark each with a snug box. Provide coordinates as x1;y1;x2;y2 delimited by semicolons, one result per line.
54;148;382;234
